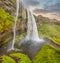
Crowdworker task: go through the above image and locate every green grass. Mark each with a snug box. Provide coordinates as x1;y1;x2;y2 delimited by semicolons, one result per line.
38;24;60;45
33;44;60;63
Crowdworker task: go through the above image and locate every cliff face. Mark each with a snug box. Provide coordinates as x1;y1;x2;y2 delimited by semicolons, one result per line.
0;0;27;43
0;0;16;16
0;0;27;31
0;0;27;19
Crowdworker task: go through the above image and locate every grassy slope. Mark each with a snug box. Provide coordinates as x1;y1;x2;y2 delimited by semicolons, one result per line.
33;44;60;63
38;24;60;45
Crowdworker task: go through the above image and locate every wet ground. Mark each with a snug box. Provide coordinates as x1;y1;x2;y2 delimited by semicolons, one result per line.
15;37;60;59
0;37;60;59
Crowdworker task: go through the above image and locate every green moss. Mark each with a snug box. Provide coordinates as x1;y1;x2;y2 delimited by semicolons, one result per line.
38;24;60;45
33;44;60;63
0;8;14;33
1;55;16;63
10;53;32;63
15;32;26;42
1;53;31;63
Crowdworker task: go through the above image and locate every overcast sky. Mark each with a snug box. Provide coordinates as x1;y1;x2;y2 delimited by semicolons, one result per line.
23;0;60;20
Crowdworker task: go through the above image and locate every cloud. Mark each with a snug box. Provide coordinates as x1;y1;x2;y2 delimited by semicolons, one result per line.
24;0;60;12
24;0;40;7
23;0;60;20
33;9;51;14
44;3;60;13
33;9;60;20
33;2;60;20
33;2;60;14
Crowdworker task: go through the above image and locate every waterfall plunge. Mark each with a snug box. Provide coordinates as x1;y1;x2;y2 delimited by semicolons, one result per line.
9;0;19;50
26;10;40;41
8;0;43;51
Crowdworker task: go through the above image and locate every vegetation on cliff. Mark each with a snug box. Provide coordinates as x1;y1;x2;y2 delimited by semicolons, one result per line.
0;8;14;33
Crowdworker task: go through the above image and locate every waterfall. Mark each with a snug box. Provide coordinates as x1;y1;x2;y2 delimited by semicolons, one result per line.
8;0;44;51
10;0;19;50
26;10;40;41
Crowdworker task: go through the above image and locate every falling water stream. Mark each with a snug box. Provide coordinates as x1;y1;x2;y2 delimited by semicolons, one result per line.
8;0;44;58
26;10;41;41
9;0;19;50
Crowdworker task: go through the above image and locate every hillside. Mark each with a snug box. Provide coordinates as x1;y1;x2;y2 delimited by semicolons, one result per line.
35;15;60;26
33;44;60;63
0;0;60;63
34;15;60;45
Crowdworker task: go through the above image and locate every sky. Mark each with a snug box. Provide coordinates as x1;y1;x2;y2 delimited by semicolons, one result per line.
23;0;60;20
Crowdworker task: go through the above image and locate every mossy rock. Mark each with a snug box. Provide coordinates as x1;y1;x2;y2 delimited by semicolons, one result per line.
1;55;16;63
10;53;32;63
1;53;32;63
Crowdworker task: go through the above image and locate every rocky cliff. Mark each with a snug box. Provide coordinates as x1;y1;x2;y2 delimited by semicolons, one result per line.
0;0;27;43
0;0;27;19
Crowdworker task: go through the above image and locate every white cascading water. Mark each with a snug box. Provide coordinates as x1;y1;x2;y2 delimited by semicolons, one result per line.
29;11;40;41
11;0;19;50
26;10;40;41
8;0;44;51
